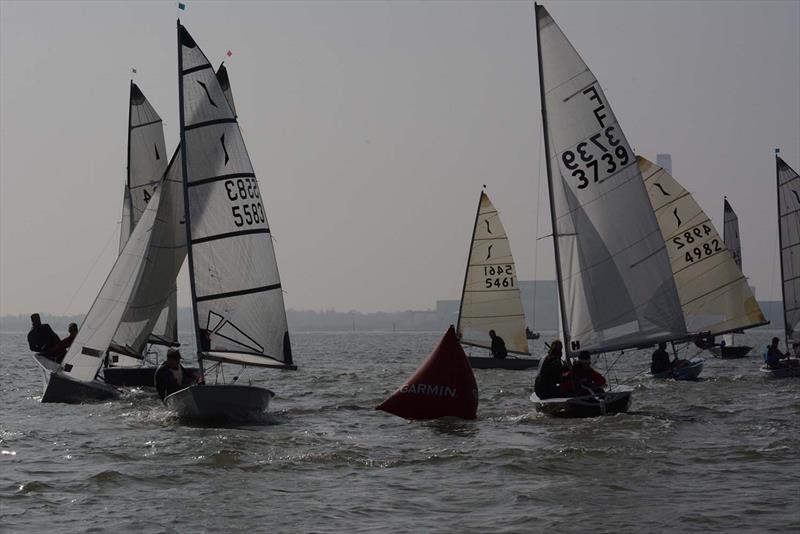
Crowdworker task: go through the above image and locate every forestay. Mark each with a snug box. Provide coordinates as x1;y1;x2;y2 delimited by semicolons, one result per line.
723;198;742;268
535;5;686;354
777;156;800;345
60;185;164;382
178;23;293;368
457;192;529;355
640;157;766;337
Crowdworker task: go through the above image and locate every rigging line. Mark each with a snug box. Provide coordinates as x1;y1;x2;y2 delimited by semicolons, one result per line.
532;129;544;335
61;222;121;316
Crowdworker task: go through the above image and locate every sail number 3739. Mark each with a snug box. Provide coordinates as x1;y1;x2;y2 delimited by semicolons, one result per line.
560;126;629;190
225;178;265;227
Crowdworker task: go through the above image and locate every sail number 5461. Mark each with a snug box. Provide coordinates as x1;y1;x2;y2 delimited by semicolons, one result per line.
484;264;514;289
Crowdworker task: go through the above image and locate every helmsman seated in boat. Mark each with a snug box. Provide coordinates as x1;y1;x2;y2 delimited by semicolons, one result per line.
765;337;793;369
559;351;606;397
27;313;60;354
651;342;673;374
155;349;201;401
489;330;508;360
534;340;567;399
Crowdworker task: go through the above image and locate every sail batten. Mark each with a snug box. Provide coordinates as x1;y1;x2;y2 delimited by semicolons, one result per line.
178;22;293;369
456;192;529;355
535;4;687;354
641;157;766;337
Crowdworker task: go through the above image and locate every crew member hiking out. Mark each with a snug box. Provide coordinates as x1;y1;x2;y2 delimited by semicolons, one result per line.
27;313;60;354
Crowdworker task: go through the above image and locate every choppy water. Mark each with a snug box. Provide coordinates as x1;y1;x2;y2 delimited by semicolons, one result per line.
1;330;798;533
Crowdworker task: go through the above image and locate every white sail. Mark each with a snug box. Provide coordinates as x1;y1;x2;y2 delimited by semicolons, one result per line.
723;198;742;268
535;5;686;354
110;147;186;356
777;156;800;345
178;24;293;368
457;192;529;355
60;185;163;382
640;157;766;337
117;83;179;348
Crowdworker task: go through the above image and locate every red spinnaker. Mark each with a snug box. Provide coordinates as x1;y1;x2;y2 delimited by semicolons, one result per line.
376;325;478;420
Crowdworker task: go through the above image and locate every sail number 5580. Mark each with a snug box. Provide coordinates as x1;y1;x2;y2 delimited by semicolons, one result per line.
225;178;265;227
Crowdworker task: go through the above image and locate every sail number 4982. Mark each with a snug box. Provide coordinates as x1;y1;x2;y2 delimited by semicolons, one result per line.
225;178;265;227
672;224;722;264
484;265;514;289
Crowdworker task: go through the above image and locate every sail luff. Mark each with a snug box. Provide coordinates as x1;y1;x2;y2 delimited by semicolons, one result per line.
455;191;483;339
177;20;204;374
534;3;571;353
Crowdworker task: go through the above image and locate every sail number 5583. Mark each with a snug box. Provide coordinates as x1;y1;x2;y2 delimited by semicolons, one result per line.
225;178;265;227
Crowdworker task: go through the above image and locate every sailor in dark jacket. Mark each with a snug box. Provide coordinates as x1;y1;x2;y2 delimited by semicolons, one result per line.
489;330;508;359
28;313;60;353
155;349;199;401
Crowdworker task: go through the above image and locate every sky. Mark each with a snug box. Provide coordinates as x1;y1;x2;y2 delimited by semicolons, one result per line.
1;0;798;317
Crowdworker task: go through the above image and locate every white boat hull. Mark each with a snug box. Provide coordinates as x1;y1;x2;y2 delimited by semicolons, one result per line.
165;384;274;422
33;354;120;403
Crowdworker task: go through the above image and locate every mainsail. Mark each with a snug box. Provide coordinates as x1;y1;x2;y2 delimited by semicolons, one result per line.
178;23;293;369
118;82;178;348
535;4;686;355
777;156;800;347
640;157;766;337
723;198;742;268
456;192;529;355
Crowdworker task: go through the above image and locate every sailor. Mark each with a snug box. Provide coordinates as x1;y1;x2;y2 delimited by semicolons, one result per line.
534;340;567;399
560;351;606;397
650;342;672;374
765;337;788;369
27;313;60;353
489;330;508;359
43;323;78;363
155;349;199;401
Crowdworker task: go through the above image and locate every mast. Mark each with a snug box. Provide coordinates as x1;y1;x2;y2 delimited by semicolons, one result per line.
455;189;485;338
776;149;789;350
534;3;571;354
177;20;204;376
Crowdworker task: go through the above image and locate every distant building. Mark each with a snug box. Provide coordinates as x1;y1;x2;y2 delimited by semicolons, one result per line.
656;153;672;174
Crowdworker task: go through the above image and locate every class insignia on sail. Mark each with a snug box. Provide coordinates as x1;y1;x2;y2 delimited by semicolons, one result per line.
377;326;478;420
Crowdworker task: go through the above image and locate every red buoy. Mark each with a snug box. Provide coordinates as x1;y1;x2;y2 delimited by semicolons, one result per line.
376;325;478;420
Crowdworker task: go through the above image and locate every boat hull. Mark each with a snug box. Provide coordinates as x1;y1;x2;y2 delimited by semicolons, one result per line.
760;361;800;379
165;384;274;422
468;356;539;370
33;354;120;403
650;358;704;380
531;390;632;418
103;366;199;387
709;345;752;359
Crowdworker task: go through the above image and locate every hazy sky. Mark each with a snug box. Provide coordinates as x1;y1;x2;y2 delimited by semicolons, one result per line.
1;0;798;317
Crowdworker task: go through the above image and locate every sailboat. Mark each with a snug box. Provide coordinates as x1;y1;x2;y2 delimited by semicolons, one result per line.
762;152;800;378
640;157;767;377
708;197;757;358
455;190;538;370
530;4;688;417
33;79;190;403
104;66;235;387
163;22;296;421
